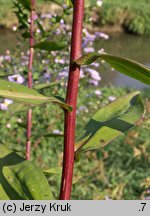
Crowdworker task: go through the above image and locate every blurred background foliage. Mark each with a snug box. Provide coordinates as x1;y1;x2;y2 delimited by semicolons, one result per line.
1;0;150;35
0;0;150;200
95;0;150;35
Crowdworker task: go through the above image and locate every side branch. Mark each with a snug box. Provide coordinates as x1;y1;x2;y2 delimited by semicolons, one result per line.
26;0;36;160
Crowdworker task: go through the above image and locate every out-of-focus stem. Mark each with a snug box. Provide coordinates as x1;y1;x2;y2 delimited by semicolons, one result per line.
26;0;36;160
59;0;85;200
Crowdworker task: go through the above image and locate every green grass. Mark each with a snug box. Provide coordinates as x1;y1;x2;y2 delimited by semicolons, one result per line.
96;0;150;35
1;85;150;199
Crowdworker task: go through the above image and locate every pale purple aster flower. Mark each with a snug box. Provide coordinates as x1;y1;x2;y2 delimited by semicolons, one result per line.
108;96;116;102
83;40;93;47
4;55;11;62
80;69;85;78
59;59;65;64
41;14;52;19
82;36;95;47
60;19;65;25
33;14;38;20
62;4;67;9
84;47;95;53
89;80;99;86
53;129;61;134
95;90;102;96
0;99;13;110
58;67;68;79
95;32;109;40
55;29;61;35
21;55;28;60
28;14;38;22
51;51;57;56
145;197;150;200
82;40;88;48
59;18;66;29
36;29;41;33
21;61;28;66
91;62;100;67
79;106;86;111
82;28;96;47
8;74;25;84
86;68;101;81
55;58;65;64
43;72;51;80
87;34;96;42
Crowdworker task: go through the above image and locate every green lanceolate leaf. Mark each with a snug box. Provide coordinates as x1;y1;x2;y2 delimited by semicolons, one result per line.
17;0;31;10
44;0;63;7
74;52;150;86
0;79;72;111
34;82;60;90
8;103;31;115
36;21;46;37
45;0;73;8
31;132;64;141
64;0;73;7
0;72;14;77
75;91;145;157
0;144;54;200
43;167;62;176
34;41;67;51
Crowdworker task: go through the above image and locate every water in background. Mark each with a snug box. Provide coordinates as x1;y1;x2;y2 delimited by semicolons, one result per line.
95;33;150;89
0;30;150;89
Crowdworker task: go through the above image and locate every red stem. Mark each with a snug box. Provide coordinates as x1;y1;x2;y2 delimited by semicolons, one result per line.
26;0;36;160
59;0;85;200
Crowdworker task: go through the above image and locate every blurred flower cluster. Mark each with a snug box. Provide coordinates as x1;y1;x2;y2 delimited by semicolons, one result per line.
0;2;110;111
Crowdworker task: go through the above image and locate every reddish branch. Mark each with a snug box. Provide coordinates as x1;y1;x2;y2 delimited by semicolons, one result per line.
59;0;85;200
26;0;36;160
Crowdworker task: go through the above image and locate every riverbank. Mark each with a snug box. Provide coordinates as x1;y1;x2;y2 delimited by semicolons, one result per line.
1;0;150;36
93;0;150;35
